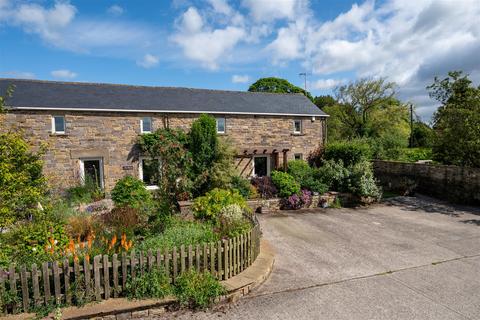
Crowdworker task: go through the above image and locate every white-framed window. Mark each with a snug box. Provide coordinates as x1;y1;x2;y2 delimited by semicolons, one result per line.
294;153;303;160
140;117;152;134
252;155;271;177
293;119;302;134
216;117;226;134
79;158;104;189
139;157;161;190
52;115;66;134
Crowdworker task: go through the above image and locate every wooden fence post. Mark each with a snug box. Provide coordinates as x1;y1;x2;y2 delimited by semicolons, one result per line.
112;254;119;298
20;265;29;312
103;255;110;300
52;261;61;304
31;264;40;308
93;255;101;301
9;264;17;313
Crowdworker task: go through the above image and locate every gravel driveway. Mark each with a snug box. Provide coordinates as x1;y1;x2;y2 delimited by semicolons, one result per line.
156;196;480;320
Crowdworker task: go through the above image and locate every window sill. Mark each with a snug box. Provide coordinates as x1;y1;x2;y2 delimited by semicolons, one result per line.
50;133;68;136
145;185;159;191
217;132;228;136
291;133;305;136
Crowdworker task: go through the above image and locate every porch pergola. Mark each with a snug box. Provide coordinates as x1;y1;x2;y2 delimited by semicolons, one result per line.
235;146;290;177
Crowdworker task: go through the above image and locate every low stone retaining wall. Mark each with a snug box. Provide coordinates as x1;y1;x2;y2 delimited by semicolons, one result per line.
373;160;480;205
179;193;341;215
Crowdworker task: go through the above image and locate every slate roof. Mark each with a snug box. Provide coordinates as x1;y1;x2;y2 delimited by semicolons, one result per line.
0;79;327;117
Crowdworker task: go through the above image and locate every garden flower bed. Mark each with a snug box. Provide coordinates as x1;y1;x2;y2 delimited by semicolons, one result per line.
0;216;260;316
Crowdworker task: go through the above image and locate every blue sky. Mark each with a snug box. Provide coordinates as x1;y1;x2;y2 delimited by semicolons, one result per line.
1;0;479;120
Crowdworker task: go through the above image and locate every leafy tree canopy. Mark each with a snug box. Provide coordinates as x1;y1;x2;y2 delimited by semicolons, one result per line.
411;121;434;148
324;78;410;154
428;71;480;167
0;132;47;229
314;95;336;109
248;77;314;102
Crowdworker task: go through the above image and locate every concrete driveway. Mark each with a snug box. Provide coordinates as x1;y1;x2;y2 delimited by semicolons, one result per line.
158;196;480;320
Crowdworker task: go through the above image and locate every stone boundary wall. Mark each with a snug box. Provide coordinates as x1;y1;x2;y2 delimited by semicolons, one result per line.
372;160;480;205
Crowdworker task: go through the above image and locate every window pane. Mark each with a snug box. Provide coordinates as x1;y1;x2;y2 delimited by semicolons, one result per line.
294;120;301;132
216;117;225;133
142;159;160;185
142;117;152;132
54;116;65;132
295;154;303;160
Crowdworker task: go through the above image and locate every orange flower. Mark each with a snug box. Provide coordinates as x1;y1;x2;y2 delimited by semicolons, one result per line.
68;238;75;253
87;234;93;249
85;254;90;263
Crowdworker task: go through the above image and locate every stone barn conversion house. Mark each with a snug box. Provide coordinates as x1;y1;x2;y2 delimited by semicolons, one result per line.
0;79;328;192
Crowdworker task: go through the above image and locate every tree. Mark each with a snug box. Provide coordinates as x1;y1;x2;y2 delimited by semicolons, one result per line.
0;132;47;229
138;128;193;212
334;78;397;138
248;77;314;102
0;84;14;114
411;121;434;148
0;85;47;229
314;95;336;109
428;71;480;167
188;114;219;196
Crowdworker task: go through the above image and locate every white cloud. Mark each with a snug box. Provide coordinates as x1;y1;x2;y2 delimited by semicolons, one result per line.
232;74;250;83
107;5;124;16
0;1;153;55
180;7;203;33
1;71;36;79
311;78;345;90
137;54;159;68
242;0;304;22
172;6;246;70
11;2;77;43
263;0;480;119
51;69;77;79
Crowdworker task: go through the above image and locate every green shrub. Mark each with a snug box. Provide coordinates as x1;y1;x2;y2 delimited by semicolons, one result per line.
125;267;172;300
66;185;92;204
137;219;218;252
66;176;104;205
391;148;433;162
271;171;300;198
0;217;69;268
302;176;329;194
230;176;252;198
345;161;382;199
287;160;328;194
189;114;219;196
217;204;252;238
174;270;225;309
217;216;252;238
287;160;311;182
316;160;349;191
192;188;248;222
324;140;372;166
219;204;244;221
0;132;47;228
111;176;152;210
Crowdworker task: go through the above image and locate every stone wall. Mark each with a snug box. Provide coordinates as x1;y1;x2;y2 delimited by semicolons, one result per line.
1;111;325;192
372;160;480;205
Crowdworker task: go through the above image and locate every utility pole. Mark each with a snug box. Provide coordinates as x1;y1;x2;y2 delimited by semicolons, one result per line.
409;103;414;148
299;72;309;91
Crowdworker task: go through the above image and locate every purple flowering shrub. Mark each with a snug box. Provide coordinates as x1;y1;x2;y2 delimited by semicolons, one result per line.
282;189;312;210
